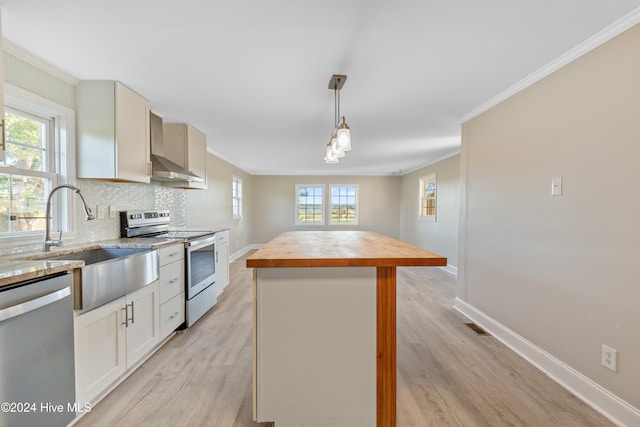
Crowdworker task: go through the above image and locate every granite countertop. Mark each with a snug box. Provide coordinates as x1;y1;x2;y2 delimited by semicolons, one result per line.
0;237;183;288
0;259;85;288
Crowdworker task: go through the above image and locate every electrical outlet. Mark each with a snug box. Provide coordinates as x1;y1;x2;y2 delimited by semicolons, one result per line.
96;204;107;220
602;345;617;372
109;205;118;219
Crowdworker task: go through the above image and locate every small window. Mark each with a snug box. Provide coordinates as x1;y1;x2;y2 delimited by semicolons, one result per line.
419;173;437;221
295;184;324;225
329;184;358;225
232;176;243;220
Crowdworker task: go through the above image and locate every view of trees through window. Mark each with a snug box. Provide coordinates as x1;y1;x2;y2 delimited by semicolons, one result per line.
296;185;324;224
0;110;51;234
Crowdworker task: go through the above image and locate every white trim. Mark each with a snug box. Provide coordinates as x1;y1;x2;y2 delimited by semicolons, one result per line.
439;264;458;277
3;40;80;85
459;7;640;124
230;244;263;262
453;298;640;427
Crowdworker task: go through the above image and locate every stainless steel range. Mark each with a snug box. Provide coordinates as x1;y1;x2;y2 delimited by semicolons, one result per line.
120;209;217;327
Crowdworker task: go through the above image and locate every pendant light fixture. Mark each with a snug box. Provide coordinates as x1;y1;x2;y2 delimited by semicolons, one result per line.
324;74;352;164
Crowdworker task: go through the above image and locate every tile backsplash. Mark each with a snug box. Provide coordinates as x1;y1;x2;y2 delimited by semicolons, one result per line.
2;180;187;256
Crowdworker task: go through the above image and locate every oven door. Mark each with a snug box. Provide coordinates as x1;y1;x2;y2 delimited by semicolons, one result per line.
186;234;216;299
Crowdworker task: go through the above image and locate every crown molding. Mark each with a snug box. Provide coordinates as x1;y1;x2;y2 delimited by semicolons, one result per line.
459;7;640;124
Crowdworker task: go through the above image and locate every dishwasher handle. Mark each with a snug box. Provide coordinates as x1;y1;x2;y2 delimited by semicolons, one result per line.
0;286;71;322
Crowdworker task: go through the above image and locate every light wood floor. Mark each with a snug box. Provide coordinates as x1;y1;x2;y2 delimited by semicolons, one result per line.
74;252;613;427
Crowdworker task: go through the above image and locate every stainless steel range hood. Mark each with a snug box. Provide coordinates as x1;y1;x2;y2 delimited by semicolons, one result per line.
150;112;204;182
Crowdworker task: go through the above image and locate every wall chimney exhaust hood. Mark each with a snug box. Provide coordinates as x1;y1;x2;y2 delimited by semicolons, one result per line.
150;112;204;182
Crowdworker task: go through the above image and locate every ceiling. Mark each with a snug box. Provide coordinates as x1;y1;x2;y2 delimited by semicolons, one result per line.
1;1;640;175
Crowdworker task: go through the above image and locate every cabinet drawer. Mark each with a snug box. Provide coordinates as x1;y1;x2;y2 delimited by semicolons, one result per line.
159;244;184;266
160;292;185;339
215;230;229;244
159;260;184;304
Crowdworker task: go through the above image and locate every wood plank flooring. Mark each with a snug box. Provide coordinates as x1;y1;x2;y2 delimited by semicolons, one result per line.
73;252;613;427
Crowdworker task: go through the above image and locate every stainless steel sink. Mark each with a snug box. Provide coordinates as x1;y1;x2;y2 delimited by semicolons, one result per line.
44;247;159;311
46;247;150;265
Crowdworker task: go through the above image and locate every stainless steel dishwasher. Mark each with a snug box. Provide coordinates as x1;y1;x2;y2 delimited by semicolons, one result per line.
0;273;76;427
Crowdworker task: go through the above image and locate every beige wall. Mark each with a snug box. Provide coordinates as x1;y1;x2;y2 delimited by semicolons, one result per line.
459;24;640;409
399;155;459;270
251;175;401;244
187;152;253;257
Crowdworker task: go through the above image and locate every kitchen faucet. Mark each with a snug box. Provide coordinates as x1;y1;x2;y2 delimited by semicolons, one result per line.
43;184;95;252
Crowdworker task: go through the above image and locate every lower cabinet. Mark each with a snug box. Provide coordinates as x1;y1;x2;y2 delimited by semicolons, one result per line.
74;281;160;405
158;243;185;340
215;230;230;292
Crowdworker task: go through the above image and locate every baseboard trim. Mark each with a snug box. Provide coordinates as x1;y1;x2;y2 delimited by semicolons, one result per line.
230;244;263;262
453;298;640;427
439;264;458;277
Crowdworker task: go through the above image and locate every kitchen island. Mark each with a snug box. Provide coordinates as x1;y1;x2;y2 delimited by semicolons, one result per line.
247;231;446;427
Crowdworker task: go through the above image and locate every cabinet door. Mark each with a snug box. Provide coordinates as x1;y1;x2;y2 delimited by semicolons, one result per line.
115;82;150;183
125;281;160;367
74;297;127;404
186;126;207;189
216;242;229;291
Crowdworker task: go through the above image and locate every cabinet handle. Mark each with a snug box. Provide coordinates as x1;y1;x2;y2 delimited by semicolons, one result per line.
168;252;178;258
122;305;129;327
169;278;178;284
130;301;135;324
169;311;179;320
216;251;218;263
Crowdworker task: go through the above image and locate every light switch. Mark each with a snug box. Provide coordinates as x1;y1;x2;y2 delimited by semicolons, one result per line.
551;177;562;196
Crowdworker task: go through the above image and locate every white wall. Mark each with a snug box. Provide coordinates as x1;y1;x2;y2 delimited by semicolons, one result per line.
187;152;253;257
399;155;459;271
251;175;401;244
458;23;640;414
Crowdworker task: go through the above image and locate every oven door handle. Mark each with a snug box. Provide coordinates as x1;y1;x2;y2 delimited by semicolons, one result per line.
187;234;216;250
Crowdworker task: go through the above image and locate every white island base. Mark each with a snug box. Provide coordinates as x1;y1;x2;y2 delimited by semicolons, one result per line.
253;267;377;427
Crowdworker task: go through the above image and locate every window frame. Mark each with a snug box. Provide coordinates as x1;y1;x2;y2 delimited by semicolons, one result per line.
1;83;76;246
295;184;325;226
328;184;359;226
232;175;243;220
418;172;437;222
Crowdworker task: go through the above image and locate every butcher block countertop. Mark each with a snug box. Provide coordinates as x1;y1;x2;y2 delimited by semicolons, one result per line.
246;231;447;268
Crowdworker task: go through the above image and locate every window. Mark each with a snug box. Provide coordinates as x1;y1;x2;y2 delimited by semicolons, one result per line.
1;107;57;235
295;184;324;225
1;85;73;243
232;176;243;220
419;173;437;221
329;185;358;225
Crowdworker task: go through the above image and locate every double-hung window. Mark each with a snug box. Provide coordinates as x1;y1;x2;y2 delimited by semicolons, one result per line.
295;184;359;226
329;184;358;225
419;173;437;221
232;175;243;220
1;86;72;244
295;184;324;225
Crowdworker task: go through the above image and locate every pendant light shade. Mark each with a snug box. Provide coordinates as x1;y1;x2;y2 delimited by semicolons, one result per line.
335;117;351;152
324;74;352;164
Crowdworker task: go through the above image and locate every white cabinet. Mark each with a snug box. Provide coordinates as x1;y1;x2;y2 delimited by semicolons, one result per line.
215;230;230;292
76;80;151;183
158;243;185;340
74;281;159;404
163;123;207;189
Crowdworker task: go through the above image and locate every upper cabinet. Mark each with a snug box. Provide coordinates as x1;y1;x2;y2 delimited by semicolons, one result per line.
0;11;6;163
163;123;207;190
76;81;151;183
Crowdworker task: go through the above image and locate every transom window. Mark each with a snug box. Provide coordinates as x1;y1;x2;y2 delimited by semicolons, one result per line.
329;185;358;225
295;184;324;225
1;106;56;235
